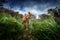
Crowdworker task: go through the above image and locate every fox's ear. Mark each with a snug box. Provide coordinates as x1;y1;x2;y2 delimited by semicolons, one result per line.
28;12;31;14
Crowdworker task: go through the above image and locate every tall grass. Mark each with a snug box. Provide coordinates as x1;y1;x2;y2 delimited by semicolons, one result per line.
0;16;23;40
31;17;60;40
0;13;60;40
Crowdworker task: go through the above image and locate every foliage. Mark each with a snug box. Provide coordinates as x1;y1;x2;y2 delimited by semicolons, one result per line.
0;13;60;40
31;17;60;40
0;16;23;40
0;7;60;40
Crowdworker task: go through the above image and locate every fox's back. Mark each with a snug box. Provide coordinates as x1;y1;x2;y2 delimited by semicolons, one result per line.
22;15;30;23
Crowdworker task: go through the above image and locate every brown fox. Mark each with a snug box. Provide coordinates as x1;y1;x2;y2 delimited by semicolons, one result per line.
22;12;35;29
22;12;35;24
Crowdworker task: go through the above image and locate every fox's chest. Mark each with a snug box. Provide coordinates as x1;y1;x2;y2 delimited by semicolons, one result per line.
23;16;30;20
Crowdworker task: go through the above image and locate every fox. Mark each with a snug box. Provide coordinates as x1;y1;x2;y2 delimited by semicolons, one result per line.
22;12;35;29
22;12;35;24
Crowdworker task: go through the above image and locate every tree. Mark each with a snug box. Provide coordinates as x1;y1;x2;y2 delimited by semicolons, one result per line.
48;8;59;17
48;6;60;24
39;14;50;20
57;6;60;16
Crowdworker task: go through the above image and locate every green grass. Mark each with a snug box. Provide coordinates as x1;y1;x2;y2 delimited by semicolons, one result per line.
0;14;60;40
0;16;23;40
31;17;60;40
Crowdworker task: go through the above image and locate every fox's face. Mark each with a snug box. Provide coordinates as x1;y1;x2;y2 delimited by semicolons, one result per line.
28;13;35;18
22;13;35;24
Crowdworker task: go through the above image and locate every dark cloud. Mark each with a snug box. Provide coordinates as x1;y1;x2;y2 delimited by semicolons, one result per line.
5;0;60;8
3;0;60;17
1;0;59;19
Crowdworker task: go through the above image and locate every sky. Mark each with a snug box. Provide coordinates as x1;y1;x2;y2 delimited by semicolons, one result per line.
3;0;60;18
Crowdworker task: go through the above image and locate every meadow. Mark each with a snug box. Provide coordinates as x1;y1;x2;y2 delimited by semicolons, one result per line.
0;14;60;40
0;0;60;40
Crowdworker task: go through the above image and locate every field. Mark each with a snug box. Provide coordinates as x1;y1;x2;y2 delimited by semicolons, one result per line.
0;15;60;40
0;0;60;40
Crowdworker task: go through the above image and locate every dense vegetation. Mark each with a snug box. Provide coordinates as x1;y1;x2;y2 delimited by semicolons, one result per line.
0;7;60;40
31;17;60;40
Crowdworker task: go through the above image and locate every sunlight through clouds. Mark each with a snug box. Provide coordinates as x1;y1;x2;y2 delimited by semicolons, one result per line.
3;0;60;19
13;5;56;19
13;6;47;19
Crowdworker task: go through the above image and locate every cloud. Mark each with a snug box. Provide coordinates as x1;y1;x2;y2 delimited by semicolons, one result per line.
4;0;60;10
3;0;60;19
12;5;49;19
5;0;60;9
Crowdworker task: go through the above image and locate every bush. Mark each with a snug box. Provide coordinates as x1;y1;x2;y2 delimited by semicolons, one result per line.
31;17;60;40
0;14;60;40
0;17;23;40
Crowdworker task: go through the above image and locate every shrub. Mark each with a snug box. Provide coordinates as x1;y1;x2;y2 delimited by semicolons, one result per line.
31;17;60;40
0;17;23;40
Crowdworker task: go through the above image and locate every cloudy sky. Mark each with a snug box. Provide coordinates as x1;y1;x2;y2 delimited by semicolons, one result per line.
3;0;60;18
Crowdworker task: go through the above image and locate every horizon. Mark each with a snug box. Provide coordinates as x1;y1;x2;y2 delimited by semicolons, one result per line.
3;0;60;19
